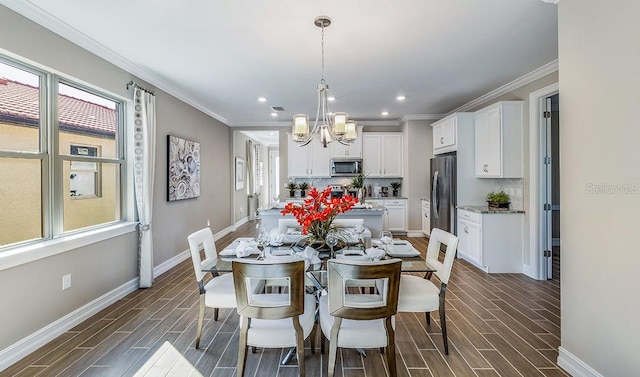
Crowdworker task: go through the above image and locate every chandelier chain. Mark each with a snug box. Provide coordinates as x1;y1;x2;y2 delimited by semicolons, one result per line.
321;23;325;82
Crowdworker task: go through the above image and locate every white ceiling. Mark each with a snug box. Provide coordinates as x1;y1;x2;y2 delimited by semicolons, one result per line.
2;0;558;128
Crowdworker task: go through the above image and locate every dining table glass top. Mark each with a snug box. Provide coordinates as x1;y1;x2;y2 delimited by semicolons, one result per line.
201;237;436;274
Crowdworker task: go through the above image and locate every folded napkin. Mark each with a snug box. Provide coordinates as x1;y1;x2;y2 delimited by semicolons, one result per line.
235;240;257;258
302;246;321;270
365;247;386;261
269;230;285;246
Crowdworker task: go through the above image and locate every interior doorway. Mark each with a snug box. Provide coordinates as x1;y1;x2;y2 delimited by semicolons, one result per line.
542;94;560;280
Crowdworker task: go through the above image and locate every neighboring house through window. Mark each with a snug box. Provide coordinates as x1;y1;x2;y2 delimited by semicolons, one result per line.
0;56;126;249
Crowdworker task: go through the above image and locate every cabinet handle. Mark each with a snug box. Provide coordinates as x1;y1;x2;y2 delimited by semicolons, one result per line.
440;136;444;144
464;225;469;234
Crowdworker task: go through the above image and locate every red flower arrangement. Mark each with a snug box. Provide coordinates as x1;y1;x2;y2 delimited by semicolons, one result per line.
280;186;359;246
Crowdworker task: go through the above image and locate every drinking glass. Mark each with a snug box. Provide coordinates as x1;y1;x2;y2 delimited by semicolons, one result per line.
354;223;365;250
326;231;339;259
380;230;393;253
256;222;266;235
257;231;270;259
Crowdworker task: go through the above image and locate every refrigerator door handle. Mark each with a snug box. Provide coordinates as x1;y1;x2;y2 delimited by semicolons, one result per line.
432;170;439;219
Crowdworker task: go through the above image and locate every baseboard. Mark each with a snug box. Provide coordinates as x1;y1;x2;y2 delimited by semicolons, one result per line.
232;216;249;231
406;230;428;237
0;222;240;373
154;249;190;277
0;277;139;372
557;346;604;377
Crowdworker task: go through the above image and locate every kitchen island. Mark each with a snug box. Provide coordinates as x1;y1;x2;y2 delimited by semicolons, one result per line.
258;204;385;238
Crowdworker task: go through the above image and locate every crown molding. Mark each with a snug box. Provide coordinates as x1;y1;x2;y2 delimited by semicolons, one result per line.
540;0;559;4
400;114;445;123
0;0;230;125
448;59;559;114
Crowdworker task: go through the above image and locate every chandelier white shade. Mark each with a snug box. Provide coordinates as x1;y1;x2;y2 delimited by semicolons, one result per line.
292;16;357;148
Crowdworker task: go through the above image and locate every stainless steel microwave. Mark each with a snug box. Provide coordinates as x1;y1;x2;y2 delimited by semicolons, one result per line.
331;158;363;177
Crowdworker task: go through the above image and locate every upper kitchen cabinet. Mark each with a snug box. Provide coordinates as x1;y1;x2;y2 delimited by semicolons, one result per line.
331;125;363;158
362;133;403;178
288;136;331;178
474;101;523;178
432;115;457;154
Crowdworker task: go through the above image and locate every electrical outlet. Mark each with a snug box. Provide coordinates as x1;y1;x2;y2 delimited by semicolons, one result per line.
207;219;210;227
62;274;71;290
515;188;522;197
240;207;244;213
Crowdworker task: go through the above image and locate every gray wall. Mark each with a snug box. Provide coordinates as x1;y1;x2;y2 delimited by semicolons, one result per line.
402;120;434;231
559;1;640;375
0;6;231;350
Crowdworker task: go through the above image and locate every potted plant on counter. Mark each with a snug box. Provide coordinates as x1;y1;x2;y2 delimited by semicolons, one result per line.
287;182;298;198
486;191;510;209
390;182;401;197
298;182;309;197
351;173;366;203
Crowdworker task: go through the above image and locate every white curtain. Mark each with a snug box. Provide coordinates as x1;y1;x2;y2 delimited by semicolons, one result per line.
133;88;156;288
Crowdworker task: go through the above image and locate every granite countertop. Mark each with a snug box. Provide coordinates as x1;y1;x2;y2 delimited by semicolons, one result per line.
261;204;385;213
458;205;525;214
363;196;408;200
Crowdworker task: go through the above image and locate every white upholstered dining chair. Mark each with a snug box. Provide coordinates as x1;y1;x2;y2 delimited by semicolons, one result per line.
319;259;402;377
397;228;458;355
187;227;237;349
232;259;316;377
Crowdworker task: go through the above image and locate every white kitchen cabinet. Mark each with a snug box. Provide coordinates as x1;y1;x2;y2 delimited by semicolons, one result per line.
474;101;523;178
384;198;406;233
367;198;406;233
287;136;331;178
456;208;523;273
432;115;457;155
421;200;430;236
331;125;363;158
362;133;403;178
457;211;481;266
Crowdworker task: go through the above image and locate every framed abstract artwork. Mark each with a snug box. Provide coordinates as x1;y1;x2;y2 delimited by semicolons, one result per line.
235;157;245;191
167;135;200;201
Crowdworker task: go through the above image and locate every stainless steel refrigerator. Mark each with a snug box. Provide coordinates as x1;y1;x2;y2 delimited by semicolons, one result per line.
430;153;456;234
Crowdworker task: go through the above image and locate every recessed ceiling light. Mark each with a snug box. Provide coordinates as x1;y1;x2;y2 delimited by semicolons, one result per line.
271;112;278;117
381;111;389;116
396;95;406;101
327;96;336;102
258;97;267;102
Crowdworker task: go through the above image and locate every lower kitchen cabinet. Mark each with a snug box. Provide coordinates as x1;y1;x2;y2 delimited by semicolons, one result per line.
367;198;407;233
457;209;523;273
421;200;430;236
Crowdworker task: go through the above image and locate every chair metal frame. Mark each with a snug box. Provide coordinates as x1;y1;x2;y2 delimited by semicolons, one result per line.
232;259;313;377
322;259;402;377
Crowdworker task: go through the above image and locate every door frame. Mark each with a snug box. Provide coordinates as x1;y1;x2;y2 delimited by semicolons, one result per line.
527;82;559;280
268;149;279;207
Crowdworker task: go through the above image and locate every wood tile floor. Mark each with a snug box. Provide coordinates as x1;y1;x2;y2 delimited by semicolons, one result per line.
2;220;568;377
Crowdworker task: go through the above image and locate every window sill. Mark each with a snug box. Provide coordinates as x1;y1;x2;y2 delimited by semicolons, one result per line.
0;222;138;271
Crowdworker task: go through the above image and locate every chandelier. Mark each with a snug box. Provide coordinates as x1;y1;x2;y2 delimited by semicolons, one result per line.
292;16;357;148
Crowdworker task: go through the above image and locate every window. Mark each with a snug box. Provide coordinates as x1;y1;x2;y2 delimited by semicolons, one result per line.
0;56;126;249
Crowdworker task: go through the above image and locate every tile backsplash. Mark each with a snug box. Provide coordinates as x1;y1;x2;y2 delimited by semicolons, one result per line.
492;178;524;210
288;177;404;197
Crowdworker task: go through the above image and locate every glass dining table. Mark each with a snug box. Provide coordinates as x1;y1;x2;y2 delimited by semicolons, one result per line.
201;238;437;276
200;237;436;364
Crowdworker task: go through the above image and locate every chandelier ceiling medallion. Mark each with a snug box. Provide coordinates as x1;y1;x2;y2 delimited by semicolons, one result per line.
292;16;357;148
